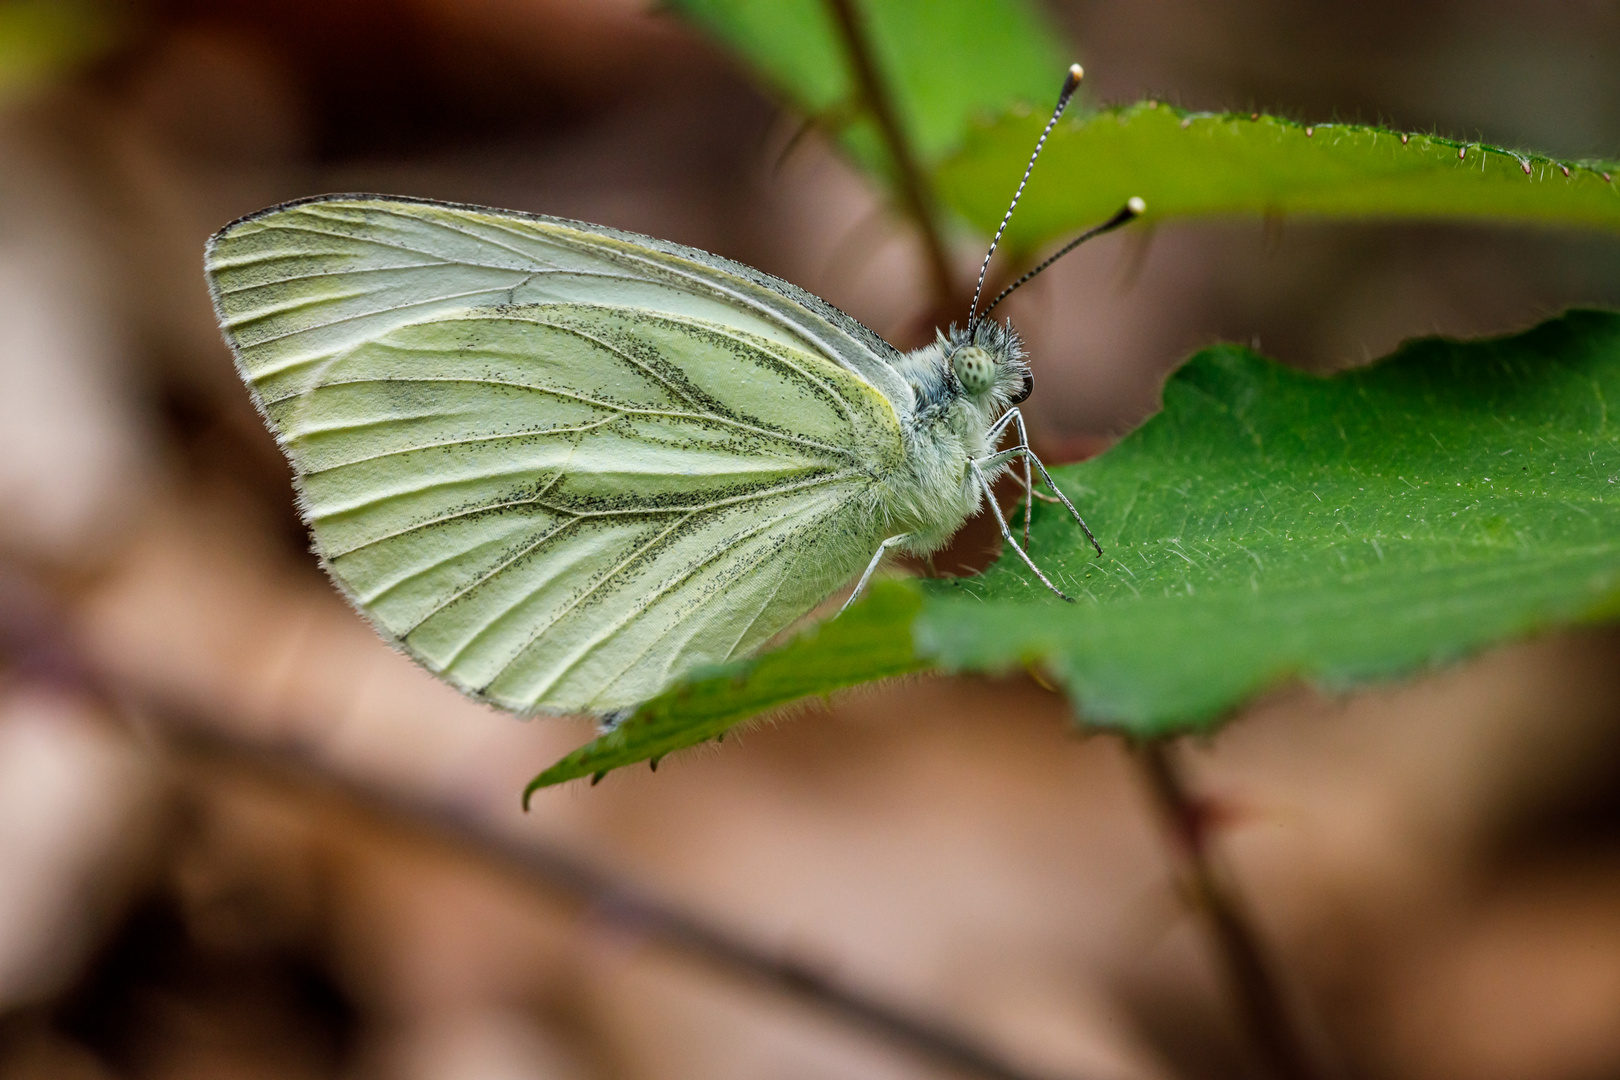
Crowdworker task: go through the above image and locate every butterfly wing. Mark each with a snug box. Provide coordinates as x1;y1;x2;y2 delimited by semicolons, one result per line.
208;194;912;410
206;197;905;715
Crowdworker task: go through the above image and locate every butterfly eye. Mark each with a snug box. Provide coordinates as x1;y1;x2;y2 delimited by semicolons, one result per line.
950;346;995;396
1011;370;1033;404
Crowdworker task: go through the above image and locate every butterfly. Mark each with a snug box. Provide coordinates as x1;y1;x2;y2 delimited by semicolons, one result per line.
205;64;1141;721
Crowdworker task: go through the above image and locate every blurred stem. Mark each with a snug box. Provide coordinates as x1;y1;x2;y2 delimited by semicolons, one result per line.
1131;739;1323;1080
168;733;1096;1080
0;566;1093;1080
824;0;958;318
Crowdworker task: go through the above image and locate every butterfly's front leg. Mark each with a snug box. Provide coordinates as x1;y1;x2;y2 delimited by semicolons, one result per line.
840;533;911;614
973;445;1103;557
968;460;1073;601
978;404;1030;544
985;407;1036;545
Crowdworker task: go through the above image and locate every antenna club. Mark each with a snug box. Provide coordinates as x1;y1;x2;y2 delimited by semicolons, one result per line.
1060;63;1083;100
1127;196;1146;215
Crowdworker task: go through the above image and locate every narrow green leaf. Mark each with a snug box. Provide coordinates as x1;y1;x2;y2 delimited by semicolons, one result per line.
938;104;1620;252
918;309;1620;733
667;0;1066;169
524;580;924;796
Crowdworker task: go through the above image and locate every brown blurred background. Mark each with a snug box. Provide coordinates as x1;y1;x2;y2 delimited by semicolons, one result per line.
2;1;1620;1078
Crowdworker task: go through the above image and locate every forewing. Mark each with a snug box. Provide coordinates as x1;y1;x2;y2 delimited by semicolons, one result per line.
234;301;903;715
205;194;912;412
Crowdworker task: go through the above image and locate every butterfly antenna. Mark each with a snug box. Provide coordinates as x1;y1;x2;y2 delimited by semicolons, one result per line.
978;196;1145;321
967;62;1084;336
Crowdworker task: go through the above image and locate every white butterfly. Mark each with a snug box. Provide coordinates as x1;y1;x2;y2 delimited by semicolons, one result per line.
205;64;1140;720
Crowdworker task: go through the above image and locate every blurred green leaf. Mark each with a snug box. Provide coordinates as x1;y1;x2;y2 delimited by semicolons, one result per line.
532;310;1620;785
525;580;926;797
0;0;120;101
668;0;1067;172
939;104;1620;253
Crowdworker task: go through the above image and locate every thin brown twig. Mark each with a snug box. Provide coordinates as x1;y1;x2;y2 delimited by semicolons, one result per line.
1131;739;1324;1080
823;0;958;318
169;732;1096;1080
0;569;1102;1080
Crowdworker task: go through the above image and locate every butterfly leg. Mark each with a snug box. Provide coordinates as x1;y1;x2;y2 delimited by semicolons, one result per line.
1021;448;1103;556
976;445;1103;557
1009;470;1065;503
840;533;911;615
985;408;1036;545
970;460;1073;602
1010;411;1035;546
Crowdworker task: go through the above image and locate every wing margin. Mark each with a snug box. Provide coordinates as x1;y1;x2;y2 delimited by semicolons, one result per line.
206;193;913;414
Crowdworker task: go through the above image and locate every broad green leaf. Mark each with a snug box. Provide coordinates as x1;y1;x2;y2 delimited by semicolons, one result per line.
525;580;926;798
938;103;1620;253
668;0;1066;171
530;309;1620;786
919;308;1620;733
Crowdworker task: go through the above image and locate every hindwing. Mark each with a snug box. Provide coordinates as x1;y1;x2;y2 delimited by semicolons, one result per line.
207;199;908;714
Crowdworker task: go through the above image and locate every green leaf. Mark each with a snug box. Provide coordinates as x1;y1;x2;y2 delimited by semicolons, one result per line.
0;0;121;102
524;580;926;798
918;308;1620;733
531;309;1620;786
937;103;1620;253
667;0;1066;169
